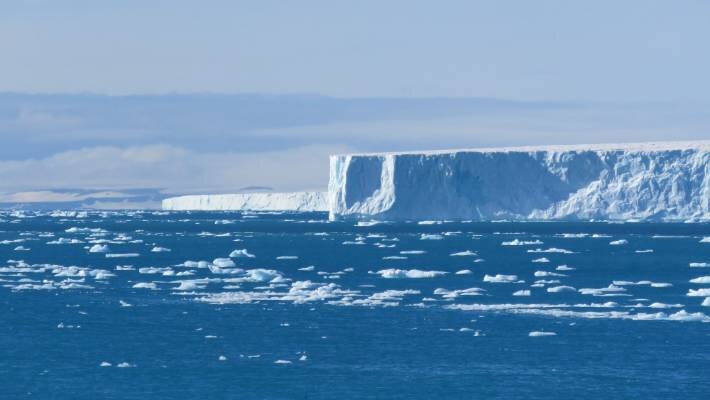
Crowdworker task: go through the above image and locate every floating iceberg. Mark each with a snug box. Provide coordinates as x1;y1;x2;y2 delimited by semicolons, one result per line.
328;141;710;221
162;191;327;211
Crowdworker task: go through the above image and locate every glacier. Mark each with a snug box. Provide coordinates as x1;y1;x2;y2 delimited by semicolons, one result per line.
328;141;710;221
162;192;327;212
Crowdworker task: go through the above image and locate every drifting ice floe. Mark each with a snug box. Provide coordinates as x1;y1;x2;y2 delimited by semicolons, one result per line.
230;249;255;258
502;239;544;246
529;331;557;337
376;269;446;279
689;276;710;284
483;274;519;283
609;239;628;246
89;244;110;253
450;250;477;257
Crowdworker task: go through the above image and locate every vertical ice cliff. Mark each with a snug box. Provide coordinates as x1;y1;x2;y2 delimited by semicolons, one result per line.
328;141;710;221
162;192;327;211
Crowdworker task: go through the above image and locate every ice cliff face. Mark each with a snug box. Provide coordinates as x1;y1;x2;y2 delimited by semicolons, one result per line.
162;192;327;212
329;141;710;221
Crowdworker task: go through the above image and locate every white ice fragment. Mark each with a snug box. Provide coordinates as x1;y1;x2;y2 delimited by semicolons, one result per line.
450;250;477;257
376;269;446;279
229;249;255;258
151;246;171;252
89;244;110;253
690;276;710;284
529;331;557;337
547;285;576;293
132;282;158;290
483;274;519;283
502;239;543;246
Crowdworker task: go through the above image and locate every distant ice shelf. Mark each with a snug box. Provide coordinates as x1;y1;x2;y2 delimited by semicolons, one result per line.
328;141;710;221
162;192;327;212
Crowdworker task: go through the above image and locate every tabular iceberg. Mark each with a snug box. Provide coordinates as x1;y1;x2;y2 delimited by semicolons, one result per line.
328;141;710;221
162;192;327;212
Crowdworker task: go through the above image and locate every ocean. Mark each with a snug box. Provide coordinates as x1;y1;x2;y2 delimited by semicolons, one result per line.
1;210;709;399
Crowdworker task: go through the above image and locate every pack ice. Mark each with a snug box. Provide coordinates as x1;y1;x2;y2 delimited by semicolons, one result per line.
162;192;327;212
328;141;710;221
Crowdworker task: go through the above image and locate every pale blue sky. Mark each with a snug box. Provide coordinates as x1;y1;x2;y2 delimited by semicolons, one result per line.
2;0;709;100
0;1;708;207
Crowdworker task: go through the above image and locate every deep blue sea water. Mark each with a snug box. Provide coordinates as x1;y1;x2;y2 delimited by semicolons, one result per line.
1;210;709;399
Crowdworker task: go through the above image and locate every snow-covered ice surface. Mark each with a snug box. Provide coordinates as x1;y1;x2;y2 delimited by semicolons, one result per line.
162;191;327;211
1;209;709;398
329;141;710;221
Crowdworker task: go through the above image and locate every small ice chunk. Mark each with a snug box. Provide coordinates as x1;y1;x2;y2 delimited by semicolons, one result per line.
501;239;543;246
229;249;255;258
151;246;171;252
483;274;519;283
89;244;110;253
687;288;710;297
377;269;446;279
529;331;557;337
106;253;139;258
690;276;710;284
132;282;158;290
212;258;236;268
609;239;628;246
450;250;477;257
547;285;576;293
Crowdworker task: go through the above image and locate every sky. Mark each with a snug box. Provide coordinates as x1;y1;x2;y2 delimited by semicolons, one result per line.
1;0;709;207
